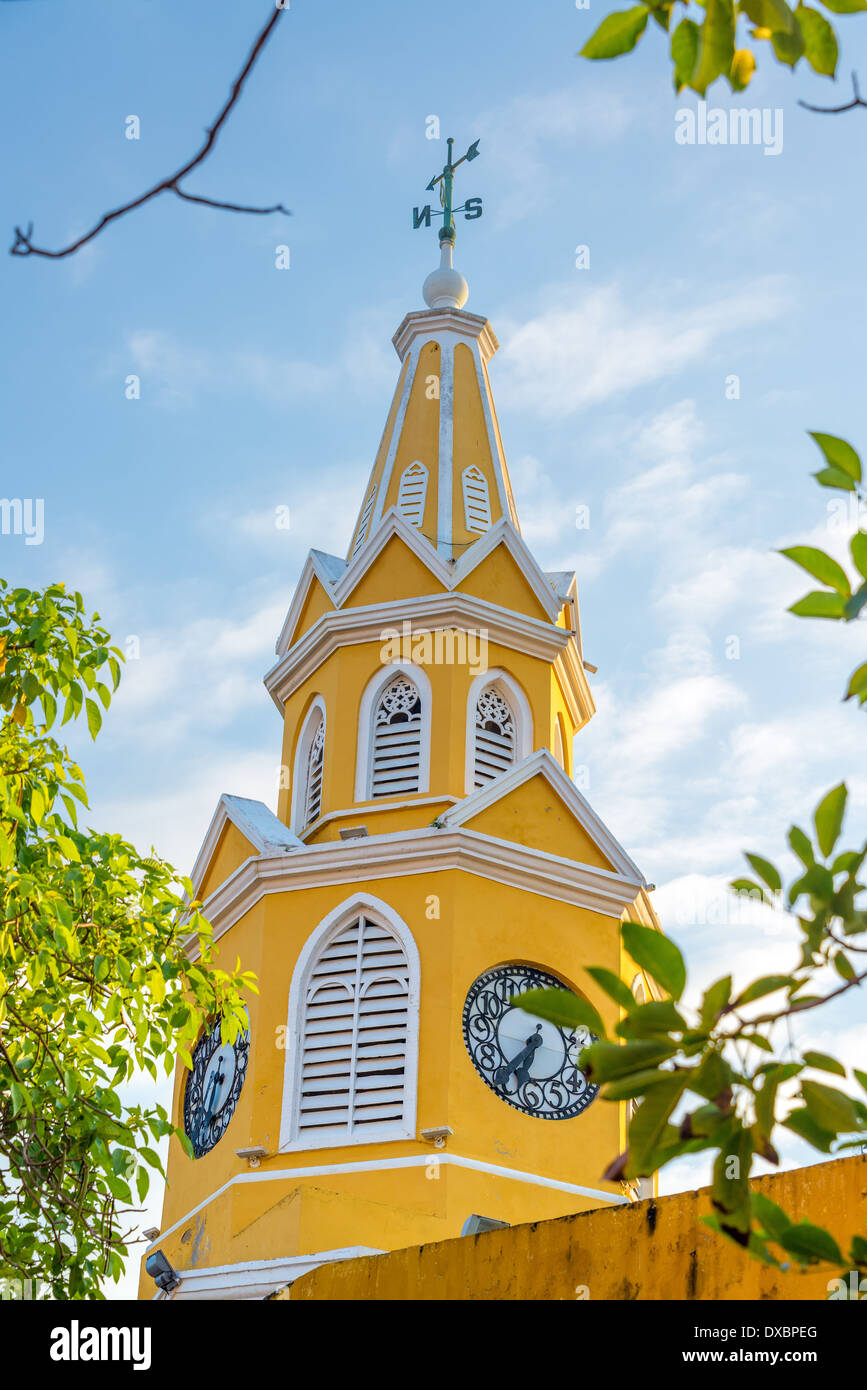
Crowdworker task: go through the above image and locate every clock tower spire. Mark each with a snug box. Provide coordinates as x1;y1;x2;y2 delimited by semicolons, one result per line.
140;163;663;1302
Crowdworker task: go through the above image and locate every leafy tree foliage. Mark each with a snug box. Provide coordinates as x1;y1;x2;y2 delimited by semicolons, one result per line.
580;0;863;96
0;581;256;1297
522;437;867;1291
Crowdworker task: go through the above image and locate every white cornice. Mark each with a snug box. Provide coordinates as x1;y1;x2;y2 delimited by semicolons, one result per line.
186;822;646;958
274;549;345;658
263;591;576;710
159;1248;383;1301
190;794;302;899
441;749;645;883
392;308;499;363
148;1154;626;1256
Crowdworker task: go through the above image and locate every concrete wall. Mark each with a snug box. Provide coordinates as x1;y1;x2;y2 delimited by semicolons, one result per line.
283;1154;867;1301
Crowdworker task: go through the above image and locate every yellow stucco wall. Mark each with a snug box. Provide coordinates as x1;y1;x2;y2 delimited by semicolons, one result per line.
138;866;630;1298
286;1155;867;1301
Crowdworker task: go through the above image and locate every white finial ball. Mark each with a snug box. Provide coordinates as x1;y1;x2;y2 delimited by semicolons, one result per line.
423;239;468;310
423;264;469;310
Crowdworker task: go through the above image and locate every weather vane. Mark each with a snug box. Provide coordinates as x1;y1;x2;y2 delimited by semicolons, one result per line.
413;136;483;244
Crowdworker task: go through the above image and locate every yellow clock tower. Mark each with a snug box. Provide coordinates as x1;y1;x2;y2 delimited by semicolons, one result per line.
139;171;661;1301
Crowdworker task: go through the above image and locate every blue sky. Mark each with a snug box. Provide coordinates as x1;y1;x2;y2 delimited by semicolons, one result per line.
3;0;867;1294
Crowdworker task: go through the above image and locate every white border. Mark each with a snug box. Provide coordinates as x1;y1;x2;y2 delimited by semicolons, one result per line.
354;658;433;801
278;893;421;1153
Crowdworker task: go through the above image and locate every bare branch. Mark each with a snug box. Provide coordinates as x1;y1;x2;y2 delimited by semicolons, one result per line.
799;70;867;115
10;4;290;260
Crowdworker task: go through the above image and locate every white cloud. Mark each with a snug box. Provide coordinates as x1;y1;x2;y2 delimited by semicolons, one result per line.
494;279;788;417
474;88;633;227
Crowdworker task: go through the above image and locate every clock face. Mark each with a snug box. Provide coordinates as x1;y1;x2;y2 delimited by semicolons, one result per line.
462;966;599;1120
183;1021;250;1158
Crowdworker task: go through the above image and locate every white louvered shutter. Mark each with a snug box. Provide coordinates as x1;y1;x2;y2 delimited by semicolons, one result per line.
473;686;516;787
397;462;428;528
304;716;325;824
462;466;492;534
352;488;377;558
371;676;422;797
296;916;410;1142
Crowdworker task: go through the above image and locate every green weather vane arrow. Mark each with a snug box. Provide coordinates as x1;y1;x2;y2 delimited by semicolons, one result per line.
413;136;483;242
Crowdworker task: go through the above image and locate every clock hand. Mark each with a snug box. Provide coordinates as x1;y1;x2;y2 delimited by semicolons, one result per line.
493;1025;543;1088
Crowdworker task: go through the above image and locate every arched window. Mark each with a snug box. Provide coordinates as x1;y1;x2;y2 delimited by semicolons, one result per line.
473;685;516;787
305;717;325;824
464;670;532;793
351;486;377;559
371;676;422;797
462;466;492;533
280;896;420;1151
291;697;327;831
397;462;428;528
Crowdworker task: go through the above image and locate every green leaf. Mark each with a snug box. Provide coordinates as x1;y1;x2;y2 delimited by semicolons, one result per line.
851;530;867;580
844;662;867;702
692;0;736;94
515;987;604;1038
744;853;782;892
814;782;847;857
810;431;862;480
581;1038;678;1083
711;1127;753;1224
585;966;635;1011
833;952;856;982
671;17;700;89
136;1166;150;1204
844;581;867;621
789;590;848;619
814;465;857;492
779;545;851;596
801;1079;861;1133
627;1074;690;1174
622;921;687;1000
734;974;792;1004
700;975;732;1026
780;1222;843;1265
802;1050;847;1076
753;1191;792;1243
770;21;805;64
739;0;799;30
85;698;102;740
788;825;815;866
580;6;650;59
853;1068;867;1095
795;4;838;73
617;999;687;1038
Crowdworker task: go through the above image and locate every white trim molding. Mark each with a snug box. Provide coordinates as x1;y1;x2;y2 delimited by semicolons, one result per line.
147;1155;627;1260
465;668;533;794
189;794;303;898
279;893;421;1153
184;823;647;962
159;1248;383;1301
354;659;432;801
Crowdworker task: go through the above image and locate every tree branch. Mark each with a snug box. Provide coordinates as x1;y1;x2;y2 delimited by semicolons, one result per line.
10;4;290;260
799;70;867;115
